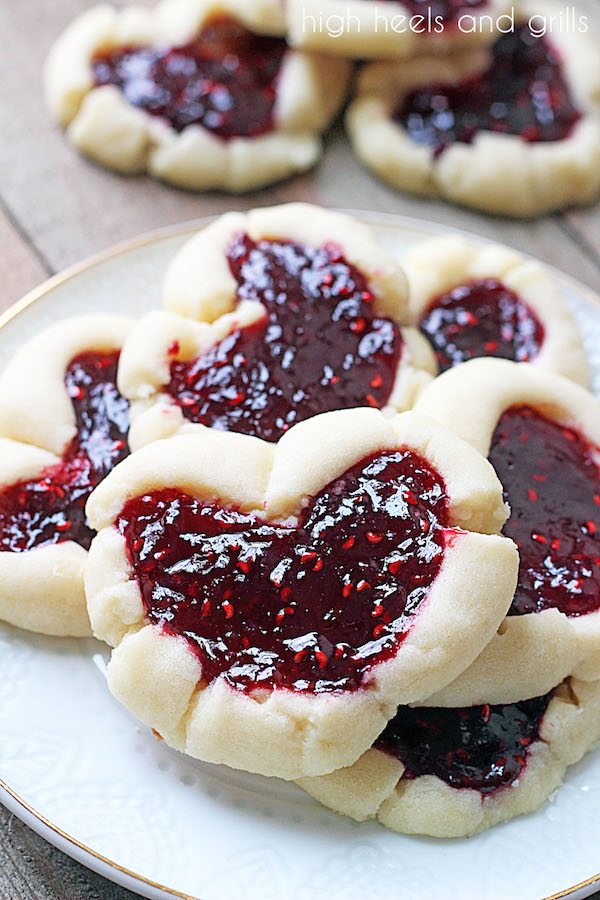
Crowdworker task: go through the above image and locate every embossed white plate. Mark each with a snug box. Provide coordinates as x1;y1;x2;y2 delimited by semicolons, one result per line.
1;214;600;900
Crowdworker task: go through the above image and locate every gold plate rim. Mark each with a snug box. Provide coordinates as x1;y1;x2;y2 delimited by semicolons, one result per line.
1;210;599;900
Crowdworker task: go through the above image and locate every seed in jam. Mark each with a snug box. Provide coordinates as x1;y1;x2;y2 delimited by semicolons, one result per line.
394;25;581;156
119;450;449;693
91;19;287;138
490;406;600;617
419;278;544;372
0;352;130;553
376;693;551;795
166;234;403;442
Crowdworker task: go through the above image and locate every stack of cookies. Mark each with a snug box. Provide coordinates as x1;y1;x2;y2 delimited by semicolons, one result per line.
43;0;600;216
1;204;600;837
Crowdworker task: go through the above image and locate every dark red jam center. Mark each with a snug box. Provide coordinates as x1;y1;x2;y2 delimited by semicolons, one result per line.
91;18;287;138
394;25;581;156
388;0;485;24
376;693;551;795
0;352;130;553
490;406;600;617
166;234;403;443
119;451;449;693
419;278;544;372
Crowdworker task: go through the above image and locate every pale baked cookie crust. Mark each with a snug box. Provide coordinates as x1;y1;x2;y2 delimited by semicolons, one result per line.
163;204;409;320
404;235;588;385
120;204;436;450
287;0;513;59
0;316;133;455
0;439;89;637
0;315;133;637
299;677;600;837
120;310;435;451
415;358;600;704
44;0;351;192
346;2;600;217
85;408;518;779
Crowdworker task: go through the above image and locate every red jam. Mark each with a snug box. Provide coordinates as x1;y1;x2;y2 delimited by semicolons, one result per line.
490;406;600;617
0;352;130;553
419;278;544;372
395;25;581;156
119;450;449;693
91;19;287;138
166;234;403;442
397;0;486;23
376;693;551;794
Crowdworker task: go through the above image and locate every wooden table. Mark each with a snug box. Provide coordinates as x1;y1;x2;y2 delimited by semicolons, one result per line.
1;1;600;897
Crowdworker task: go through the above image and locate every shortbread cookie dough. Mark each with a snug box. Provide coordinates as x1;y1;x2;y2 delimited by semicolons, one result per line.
120;204;436;450
44;0;351;192
299;677;600;837
347;4;600;216
85;407;518;779
415;359;600;704
405;235;587;384
287;0;513;59
0;316;132;636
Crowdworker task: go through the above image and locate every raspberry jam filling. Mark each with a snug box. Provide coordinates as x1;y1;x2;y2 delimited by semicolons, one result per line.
0;352;130;553
91;18;287;138
490;406;600;617
166;234;403;442
395;25;581;156
393;0;486;23
419;278;544;372
119;450;448;693
376;693;551;794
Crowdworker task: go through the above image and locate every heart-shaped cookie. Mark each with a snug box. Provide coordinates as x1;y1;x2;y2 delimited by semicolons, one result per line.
85;407;518;779
299;677;600;836
119;205;435;450
404;236;587;384
346;3;600;216
417;358;600;705
0;315;132;637
44;1;351;191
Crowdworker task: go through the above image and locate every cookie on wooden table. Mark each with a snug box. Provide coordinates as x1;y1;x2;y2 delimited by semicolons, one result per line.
286;0;514;59
346;2;600;216
44;0;351;191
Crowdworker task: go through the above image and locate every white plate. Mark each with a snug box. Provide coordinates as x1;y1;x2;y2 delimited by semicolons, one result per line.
1;213;600;900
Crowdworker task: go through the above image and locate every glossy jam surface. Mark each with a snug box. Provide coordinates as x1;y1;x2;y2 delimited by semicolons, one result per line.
376;693;551;794
0;352;130;553
167;234;403;442
396;0;486;22
92;19;286;138
490;406;600;617
419;278;544;372
395;25;581;156
119;451;449;693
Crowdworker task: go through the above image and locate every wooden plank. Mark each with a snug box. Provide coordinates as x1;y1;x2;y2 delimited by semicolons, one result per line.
0;3;599;295
564;208;600;267
0;805;137;900
0;205;49;312
562;0;600;265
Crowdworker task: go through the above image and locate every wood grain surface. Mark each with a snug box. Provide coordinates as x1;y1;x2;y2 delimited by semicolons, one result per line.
0;805;138;900
1;1;600;898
